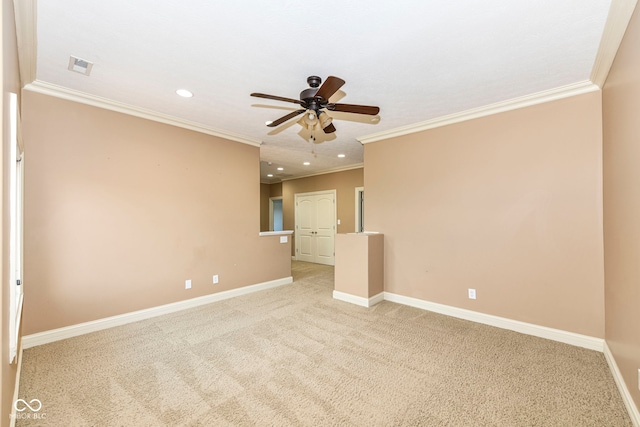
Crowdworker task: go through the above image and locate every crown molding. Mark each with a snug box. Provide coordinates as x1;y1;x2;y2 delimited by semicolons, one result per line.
590;0;638;87
24;80;263;147
13;0;37;87
276;163;364;183
358;1;638;145
261;163;364;184
358;81;599;144
17;1;632;148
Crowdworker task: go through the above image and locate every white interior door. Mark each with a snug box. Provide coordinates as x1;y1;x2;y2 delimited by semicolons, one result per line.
295;190;336;265
314;194;335;264
296;196;316;263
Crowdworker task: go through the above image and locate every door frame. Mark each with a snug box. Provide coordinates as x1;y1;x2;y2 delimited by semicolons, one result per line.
294;189;337;263
268;196;283;231
8;92;24;364
355;186;364;232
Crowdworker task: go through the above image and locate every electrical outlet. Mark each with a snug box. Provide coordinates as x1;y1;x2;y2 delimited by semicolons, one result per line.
468;289;476;299
213;275;219;284
185;279;191;290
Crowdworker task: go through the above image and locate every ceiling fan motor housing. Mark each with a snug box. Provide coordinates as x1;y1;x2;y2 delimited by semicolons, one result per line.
300;88;320;105
301;76;326;111
307;75;322;88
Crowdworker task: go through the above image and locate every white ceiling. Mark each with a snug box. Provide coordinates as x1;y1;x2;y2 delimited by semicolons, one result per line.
17;1;621;182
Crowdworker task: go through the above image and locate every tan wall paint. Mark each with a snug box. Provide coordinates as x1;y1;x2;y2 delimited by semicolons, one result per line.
365;92;605;337
282;168;363;256
22;91;291;335
335;233;384;298
269;182;282;198
602;4;640;410
1;0;21;421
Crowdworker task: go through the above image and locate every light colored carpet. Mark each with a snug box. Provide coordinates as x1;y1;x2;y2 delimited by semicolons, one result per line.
17;261;631;426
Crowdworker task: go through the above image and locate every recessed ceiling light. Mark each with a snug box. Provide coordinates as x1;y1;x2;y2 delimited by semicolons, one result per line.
303;162;310;166
267;174;273;177
265;120;273;126
176;89;193;98
277;167;284;171
338;154;346;158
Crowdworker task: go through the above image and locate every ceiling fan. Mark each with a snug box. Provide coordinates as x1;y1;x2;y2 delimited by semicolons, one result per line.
251;75;380;136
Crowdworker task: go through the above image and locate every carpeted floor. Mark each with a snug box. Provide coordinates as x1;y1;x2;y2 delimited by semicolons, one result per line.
17;261;632;426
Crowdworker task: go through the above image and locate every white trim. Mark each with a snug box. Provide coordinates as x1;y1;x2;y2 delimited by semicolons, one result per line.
8;93;23;364
22;276;293;349
23;80;262;147
355;186;364;233
279;164;364;182
590;0;639;87
383;292;604;352
358;81;599;144
604;343;640;426
333;290;384;308
9;345;24;427
259;230;293;236
13;0;37;87
295;189;338;198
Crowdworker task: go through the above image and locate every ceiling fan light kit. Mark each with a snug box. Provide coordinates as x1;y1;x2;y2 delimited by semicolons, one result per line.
251;76;380;136
304;110;317;126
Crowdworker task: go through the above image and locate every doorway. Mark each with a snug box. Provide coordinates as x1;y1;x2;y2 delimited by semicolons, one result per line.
295;190;336;265
269;197;283;231
355;186;364;232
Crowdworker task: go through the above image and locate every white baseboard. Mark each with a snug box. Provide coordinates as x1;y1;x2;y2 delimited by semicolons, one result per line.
383;292;604;352
333;291;384;308
22;276;293;349
604;342;640;427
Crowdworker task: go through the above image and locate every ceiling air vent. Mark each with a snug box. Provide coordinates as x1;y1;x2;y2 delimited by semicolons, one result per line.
68;56;93;76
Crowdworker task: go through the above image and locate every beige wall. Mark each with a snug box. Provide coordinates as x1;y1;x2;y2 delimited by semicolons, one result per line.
602;4;640;410
282;168;363;255
365;92;605;337
269;182;282;198
1;0;21;422
22;91;291;335
334;233;384;298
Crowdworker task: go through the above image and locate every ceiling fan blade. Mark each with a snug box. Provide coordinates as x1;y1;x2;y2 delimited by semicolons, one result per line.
327;103;380;115
315;76;346;101
267;109;306;127
322;123;337;134
251;93;304;106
